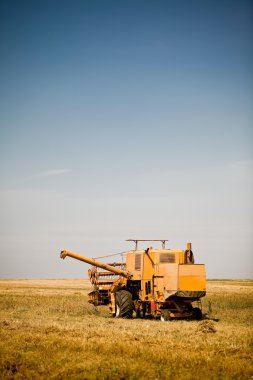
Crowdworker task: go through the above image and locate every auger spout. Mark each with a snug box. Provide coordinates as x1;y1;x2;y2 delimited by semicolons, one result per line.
60;250;131;278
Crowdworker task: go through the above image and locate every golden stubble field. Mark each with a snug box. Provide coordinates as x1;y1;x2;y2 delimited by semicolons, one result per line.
0;279;252;379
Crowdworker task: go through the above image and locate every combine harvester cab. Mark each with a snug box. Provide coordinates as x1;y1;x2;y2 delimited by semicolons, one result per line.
60;239;206;320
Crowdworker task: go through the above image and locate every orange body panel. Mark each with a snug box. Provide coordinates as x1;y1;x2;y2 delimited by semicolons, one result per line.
178;264;206;291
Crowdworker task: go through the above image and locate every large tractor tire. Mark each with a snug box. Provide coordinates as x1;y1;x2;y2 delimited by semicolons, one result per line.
115;290;133;319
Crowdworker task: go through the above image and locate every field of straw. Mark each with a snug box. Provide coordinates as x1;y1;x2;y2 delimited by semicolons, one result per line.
0;279;252;379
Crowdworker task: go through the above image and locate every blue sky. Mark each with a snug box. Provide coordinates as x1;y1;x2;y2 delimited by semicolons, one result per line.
0;0;252;278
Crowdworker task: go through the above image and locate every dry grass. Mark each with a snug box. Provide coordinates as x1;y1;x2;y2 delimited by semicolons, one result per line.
0;279;252;379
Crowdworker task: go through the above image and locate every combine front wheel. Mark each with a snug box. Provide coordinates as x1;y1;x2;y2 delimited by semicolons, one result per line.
115;290;133;319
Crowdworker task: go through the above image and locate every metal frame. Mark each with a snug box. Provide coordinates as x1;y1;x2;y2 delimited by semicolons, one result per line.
126;239;168;250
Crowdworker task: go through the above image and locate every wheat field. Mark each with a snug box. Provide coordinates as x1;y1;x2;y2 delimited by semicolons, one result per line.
0;279;252;379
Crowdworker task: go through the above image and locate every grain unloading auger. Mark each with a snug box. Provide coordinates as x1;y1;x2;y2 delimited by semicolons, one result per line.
60;240;206;320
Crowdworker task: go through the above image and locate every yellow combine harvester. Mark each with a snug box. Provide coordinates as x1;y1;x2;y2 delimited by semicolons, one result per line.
60;239;206;320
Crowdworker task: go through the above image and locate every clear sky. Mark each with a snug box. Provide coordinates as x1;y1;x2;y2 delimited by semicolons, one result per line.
0;0;252;279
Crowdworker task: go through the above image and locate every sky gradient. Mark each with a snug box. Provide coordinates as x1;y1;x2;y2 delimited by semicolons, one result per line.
0;0;252;279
